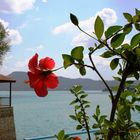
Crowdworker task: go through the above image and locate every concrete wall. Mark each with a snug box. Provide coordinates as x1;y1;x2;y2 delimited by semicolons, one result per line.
0;107;16;140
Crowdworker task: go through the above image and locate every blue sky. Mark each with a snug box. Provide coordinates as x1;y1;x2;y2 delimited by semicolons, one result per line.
0;0;140;80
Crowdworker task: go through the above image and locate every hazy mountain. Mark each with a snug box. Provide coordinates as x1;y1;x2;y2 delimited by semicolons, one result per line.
0;71;119;91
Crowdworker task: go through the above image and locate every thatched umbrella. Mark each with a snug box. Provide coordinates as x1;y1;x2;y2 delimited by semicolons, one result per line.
0;74;16;106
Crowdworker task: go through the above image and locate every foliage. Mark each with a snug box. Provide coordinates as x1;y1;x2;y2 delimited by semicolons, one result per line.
0;22;10;65
62;9;140;140
55;130;81;140
69;85;91;139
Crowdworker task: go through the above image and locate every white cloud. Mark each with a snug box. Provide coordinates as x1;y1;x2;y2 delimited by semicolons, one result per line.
0;19;9;28
52;22;75;35
36;44;44;50
0;19;22;46
72;32;96;47
18;23;27;29
0;55;32;74
26;44;44;52
92;55;110;67
84;54;110;67
13;59;28;71
42;0;48;3
52;17;93;35
0;53;14;74
53;8;117;36
52;8;117;47
7;29;22;45
0;65;9;75
72;8;117;47
0;0;35;14
4;54;13;61
95;8;117;26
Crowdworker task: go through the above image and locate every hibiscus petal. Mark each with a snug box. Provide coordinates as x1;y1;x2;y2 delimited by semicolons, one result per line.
28;53;38;72
73;137;81;140
27;72;39;88
45;73;59;89
34;79;48;97
39;57;55;70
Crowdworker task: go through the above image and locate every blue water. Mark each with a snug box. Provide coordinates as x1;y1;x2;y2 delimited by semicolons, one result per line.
1;91;139;140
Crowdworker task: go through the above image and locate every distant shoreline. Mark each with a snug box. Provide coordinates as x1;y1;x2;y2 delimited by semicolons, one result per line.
0;71;139;91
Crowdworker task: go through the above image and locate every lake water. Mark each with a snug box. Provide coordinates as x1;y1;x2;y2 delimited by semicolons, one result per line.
1;91;139;140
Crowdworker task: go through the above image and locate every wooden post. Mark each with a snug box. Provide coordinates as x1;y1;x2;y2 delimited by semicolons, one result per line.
9;82;12;106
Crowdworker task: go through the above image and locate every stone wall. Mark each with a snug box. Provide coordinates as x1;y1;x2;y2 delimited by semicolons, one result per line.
0;107;16;140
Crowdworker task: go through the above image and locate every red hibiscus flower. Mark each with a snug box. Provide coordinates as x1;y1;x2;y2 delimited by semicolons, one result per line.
73;136;81;140
27;53;59;97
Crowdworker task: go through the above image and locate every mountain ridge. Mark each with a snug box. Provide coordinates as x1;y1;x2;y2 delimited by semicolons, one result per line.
0;71;119;91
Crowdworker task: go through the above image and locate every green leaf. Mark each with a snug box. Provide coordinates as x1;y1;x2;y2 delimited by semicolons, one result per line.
136;8;140;16
110;58;119;70
69;115;77;121
105;25;122;38
94;16;104;39
92;114;98;121
57;130;65;140
72;85;82;93
125;80;134;85
113;76;121;81
99;115;107;124
116;48;123;53
96;105;100;116
111;33;125;48
126;108;131;120
117;68;123;75
120;90;132;99
84;105;90;108
80;94;88;99
62;54;74;69
135;23;140;31
133;15;140;23
88;47;94;52
134;72;140;80
123;24;132;34
100;51;114;58
123;50;133;60
71;46;84;61
92;124;99;128
104;119;111;126
135;105;140;112
131;33;140;48
79;67;86;76
70;13;79;26
135;47;140;58
82;100;90;105
75;105;80;110
70;99;78;105
135;122;140;128
121;43;130;50
77;111;83;118
77;91;85;95
76;125;82;130
123;13;133;22
97;42;105;49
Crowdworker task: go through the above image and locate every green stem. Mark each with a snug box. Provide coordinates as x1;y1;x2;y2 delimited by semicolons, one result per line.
53;66;64;72
78;26;99;42
75;93;91;140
